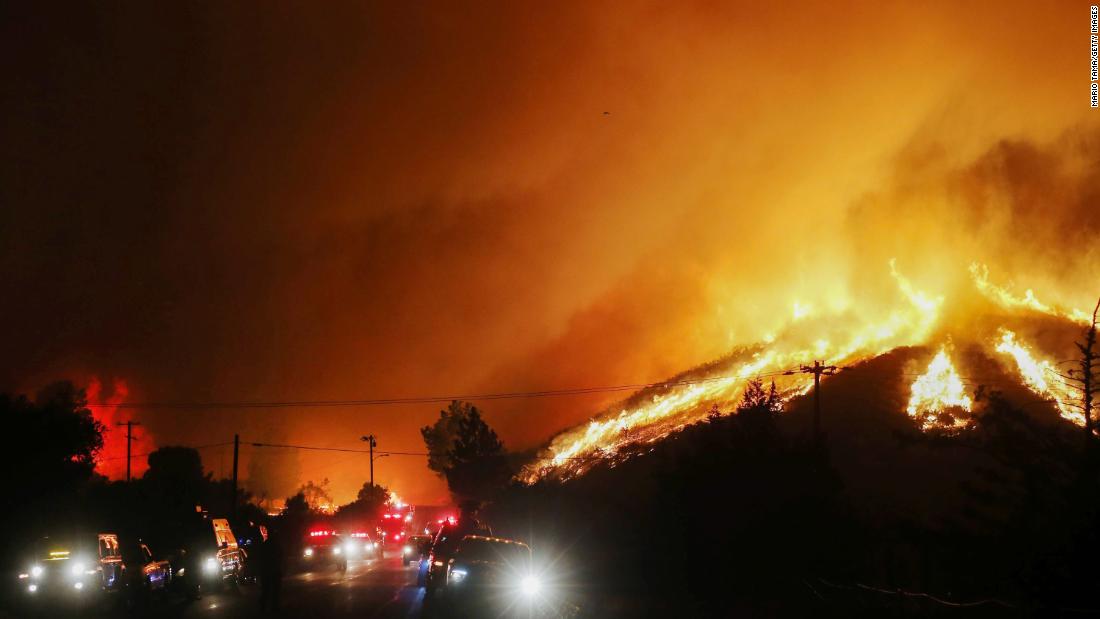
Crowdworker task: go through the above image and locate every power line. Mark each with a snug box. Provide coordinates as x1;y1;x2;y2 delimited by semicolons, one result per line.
83;370;801;411
248;440;604;461
98;441;234;461
249;441;418;455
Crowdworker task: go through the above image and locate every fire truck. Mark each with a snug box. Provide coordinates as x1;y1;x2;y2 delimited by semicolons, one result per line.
377;505;414;554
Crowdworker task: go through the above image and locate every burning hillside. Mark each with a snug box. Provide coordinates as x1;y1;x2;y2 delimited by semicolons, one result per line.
521;264;1096;483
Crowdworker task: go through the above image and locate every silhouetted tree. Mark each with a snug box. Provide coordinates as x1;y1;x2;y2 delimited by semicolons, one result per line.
0;381;104;538
1066;296;1100;441
335;483;391;525
283;491;314;519
356;481;391;507
144;446;206;501
421;400;477;476
296;479;334;512
738;378;782;413
278;490;318;552
443;405;512;503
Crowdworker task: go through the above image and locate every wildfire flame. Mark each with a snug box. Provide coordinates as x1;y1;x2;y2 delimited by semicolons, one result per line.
520;260;944;482
906;348;972;431
993;329;1083;426
87;378;154;479
970;264;1091;325
521;262;1090;483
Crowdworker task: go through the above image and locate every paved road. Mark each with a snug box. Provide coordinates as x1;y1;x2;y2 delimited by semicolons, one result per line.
6;555;427;619
182;555;424;619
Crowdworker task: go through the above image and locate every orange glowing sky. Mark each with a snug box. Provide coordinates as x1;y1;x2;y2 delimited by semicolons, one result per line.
2;1;1098;504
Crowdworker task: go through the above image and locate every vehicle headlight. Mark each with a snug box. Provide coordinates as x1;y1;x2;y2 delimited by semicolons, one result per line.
73;581;84;590
71;561;86;576
449;568;467;583
402;545;412;554
27;584;37;593
304;547;314;557
30;565;43;579
343;543;357;554
333;546;342;555
520;575;541;596
204;557;219;573
432;560;443;567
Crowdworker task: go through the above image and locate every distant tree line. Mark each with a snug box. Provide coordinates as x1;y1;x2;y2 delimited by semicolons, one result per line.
0;380;404;568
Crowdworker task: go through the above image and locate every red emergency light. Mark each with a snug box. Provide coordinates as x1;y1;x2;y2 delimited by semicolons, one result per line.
309;530;333;537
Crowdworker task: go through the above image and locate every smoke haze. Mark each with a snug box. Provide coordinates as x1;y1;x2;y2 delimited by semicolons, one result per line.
2;1;1097;502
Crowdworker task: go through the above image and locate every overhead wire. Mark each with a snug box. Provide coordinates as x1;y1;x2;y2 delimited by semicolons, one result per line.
83;369;802;411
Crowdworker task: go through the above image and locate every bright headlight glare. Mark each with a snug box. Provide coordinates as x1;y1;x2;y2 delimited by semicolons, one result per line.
204;557;219;572
71;561;86;576
304;547;314;557
521;575;541;596
30;565;43;578
333;547;342;555
450;568;467;582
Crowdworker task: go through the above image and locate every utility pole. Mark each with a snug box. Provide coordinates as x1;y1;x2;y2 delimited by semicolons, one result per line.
799;360;837;445
115;420;141;481
361;434;378;492
231;434;240;518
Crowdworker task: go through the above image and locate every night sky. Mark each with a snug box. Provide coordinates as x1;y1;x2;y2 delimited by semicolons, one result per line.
2;1;1098;504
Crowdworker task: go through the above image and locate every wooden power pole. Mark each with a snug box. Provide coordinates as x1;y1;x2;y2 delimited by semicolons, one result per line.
799;360;837;445
115;420;141;481
361;434;377;491
231;434;240;518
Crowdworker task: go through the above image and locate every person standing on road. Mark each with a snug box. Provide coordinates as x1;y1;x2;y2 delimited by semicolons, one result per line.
259;529;284;613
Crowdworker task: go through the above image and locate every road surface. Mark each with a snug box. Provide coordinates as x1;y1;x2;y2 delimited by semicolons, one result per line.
7;555;428;618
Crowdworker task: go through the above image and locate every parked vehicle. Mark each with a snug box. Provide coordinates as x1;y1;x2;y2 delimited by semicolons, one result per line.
299;529;347;572
169;516;243;597
403;534;432;566
442;535;543;616
17;532;124;600
118;538;171;605
425;518;491;594
343;530;382;561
